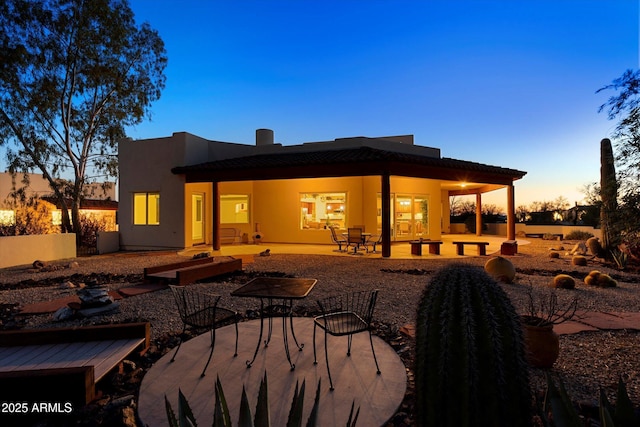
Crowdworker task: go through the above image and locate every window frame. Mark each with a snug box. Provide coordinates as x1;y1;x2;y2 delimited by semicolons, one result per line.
133;192;160;225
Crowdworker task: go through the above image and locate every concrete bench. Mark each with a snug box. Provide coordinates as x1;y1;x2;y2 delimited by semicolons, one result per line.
410;240;443;255
452;241;490;256
0;323;149;406
144;257;242;286
501;240;518;255
220;227;242;244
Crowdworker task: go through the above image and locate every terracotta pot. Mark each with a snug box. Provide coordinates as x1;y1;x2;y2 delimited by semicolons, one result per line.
521;316;559;368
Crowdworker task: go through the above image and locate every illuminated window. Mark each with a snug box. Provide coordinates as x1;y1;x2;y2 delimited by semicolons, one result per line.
133;193;160;225
52;210;62;226
220;194;249;224
300;192;346;230
0;210;15;226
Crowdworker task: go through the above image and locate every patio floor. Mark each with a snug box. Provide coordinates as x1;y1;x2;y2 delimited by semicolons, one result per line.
138;317;407;426
179;234;522;259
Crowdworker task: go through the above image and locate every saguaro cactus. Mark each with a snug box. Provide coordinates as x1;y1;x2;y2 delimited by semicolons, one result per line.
415;264;531;427
600;137;619;251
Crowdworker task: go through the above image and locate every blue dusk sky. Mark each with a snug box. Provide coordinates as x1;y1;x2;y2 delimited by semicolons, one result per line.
126;0;638;208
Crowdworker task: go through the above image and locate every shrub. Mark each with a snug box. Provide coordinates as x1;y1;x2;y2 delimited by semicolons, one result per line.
564;230;594;240
415;264;531;427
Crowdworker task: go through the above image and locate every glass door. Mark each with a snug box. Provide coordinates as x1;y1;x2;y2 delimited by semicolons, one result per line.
192;193;204;244
395;195;412;238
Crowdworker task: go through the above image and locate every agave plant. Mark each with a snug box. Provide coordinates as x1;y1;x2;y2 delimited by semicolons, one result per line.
541;373;639;427
165;372;359;427
611;248;628;270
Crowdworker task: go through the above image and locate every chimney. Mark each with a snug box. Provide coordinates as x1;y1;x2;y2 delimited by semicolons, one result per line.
256;128;274;146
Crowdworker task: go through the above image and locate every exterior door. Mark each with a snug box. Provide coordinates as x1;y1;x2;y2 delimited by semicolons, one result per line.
192;193;204;244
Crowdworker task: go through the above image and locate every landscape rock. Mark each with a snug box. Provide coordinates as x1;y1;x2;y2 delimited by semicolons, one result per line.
53;306;75;321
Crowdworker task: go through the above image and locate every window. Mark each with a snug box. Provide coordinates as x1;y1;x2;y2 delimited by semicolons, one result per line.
220;194;249;224
300;192;346;230
0;210;15;226
134;193;160;225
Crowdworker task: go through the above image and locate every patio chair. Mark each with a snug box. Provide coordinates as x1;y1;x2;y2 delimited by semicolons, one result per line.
313;289;381;390
346;227;363;254
365;233;383;253
329;226;347;252
169;285;239;377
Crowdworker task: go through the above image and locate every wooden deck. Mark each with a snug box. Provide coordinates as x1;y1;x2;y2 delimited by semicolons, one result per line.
139;317;407;426
0;323;149;406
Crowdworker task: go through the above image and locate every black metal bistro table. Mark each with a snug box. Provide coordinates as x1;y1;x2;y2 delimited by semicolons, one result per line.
231;277;317;370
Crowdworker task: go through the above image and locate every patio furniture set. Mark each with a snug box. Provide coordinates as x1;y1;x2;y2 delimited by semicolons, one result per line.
330;226;382;254
170;277;381;391
330;226;493;256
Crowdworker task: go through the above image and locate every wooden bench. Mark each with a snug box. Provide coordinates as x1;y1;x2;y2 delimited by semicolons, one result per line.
501;240;518;255
410;240;443;255
0;323;149;407
452;241;490;256
144;256;242;286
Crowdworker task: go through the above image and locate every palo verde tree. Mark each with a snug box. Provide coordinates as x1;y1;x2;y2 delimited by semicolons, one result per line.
0;0;167;241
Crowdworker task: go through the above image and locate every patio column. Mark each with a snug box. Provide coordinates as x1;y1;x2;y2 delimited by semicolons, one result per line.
507;183;516;240
475;192;482;236
212;181;221;250
381;173;391;258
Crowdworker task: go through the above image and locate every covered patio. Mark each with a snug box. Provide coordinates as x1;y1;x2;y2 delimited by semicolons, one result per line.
172;138;526;258
179;234;523;259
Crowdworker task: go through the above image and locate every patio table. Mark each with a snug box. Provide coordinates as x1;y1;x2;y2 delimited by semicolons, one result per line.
231;277;317;370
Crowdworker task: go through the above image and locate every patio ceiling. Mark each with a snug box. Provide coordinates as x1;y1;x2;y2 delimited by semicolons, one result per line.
172;145;526;186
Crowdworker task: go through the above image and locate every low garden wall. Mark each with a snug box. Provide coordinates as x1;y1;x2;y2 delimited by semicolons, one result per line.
0;233;76;269
449;223;601;240
97;231;120;254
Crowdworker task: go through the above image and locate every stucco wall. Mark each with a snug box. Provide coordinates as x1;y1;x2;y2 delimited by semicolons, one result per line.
118;135;187;250
0;234;76;268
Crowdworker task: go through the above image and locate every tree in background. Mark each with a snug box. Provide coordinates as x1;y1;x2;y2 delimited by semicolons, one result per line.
598;70;640;251
0;0;167;242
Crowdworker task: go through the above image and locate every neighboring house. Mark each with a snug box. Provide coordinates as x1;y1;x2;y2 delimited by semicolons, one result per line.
0;172;118;231
119;130;526;257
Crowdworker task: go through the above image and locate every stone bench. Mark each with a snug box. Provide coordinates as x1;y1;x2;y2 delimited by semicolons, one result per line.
452;241;490;256
409;240;443;255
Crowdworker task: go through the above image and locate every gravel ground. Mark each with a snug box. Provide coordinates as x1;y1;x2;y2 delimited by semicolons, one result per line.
1;239;640;418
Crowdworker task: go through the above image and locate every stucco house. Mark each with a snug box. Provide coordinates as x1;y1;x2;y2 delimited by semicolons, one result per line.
118;130;526;257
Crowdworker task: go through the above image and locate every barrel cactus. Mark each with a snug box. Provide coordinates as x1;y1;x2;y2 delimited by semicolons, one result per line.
584;270;617;288
572;255;588;266
415;264;531;427
551;274;575;289
484;256;516;283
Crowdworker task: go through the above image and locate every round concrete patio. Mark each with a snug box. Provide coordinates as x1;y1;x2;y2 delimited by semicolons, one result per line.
138;317;407;426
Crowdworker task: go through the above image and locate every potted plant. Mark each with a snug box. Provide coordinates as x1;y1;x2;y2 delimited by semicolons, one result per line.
520;286;578;368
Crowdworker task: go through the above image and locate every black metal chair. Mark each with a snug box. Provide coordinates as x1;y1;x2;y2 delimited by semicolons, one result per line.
365;233;382;253
329;226;347;252
169;285;239;377
346;227;363;254
313;289;381;390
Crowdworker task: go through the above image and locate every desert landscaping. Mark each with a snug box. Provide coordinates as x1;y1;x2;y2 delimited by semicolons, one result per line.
1;237;639;426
